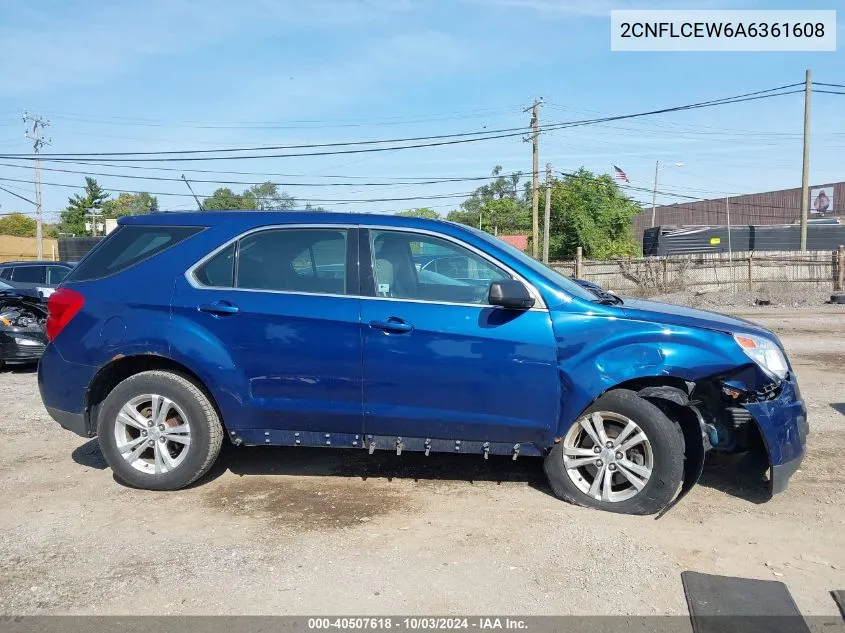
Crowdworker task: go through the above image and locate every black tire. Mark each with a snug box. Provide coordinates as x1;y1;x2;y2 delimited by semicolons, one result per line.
97;370;223;490
544;389;684;515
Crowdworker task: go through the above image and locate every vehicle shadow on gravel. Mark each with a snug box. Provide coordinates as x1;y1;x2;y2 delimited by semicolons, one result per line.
71;438;109;469
694;452;771;504
71;439;772;505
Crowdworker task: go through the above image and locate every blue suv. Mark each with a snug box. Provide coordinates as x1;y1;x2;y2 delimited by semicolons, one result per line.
38;212;807;515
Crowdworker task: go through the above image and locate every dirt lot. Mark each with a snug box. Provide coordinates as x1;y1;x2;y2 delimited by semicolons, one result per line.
1;306;843;616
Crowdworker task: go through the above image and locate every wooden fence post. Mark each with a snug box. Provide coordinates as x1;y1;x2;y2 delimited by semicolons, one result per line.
837;245;845;291
662;257;668;291
747;252;753;290
575;246;583;279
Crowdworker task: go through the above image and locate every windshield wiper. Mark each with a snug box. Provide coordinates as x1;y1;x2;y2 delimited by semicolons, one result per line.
593;293;623;305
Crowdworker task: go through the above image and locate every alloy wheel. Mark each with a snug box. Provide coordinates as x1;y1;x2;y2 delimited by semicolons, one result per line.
113;394;192;475
561;411;654;502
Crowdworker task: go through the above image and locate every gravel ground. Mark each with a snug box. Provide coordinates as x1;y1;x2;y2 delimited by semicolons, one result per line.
654;285;836;310
0;305;843;616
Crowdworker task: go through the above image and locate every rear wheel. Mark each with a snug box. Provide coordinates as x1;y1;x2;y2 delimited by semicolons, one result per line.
544;389;684;515
97;370;223;490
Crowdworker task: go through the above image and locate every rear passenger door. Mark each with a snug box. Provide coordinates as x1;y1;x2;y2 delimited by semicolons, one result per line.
171;225;364;440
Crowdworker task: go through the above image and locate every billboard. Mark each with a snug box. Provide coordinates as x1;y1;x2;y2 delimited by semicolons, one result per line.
811;186;834;215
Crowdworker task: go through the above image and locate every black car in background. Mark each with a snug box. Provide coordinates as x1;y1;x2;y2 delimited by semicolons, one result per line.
0;288;47;368
0;261;75;298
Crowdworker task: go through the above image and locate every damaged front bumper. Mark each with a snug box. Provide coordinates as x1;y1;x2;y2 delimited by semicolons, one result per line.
0;326;47;363
742;376;808;494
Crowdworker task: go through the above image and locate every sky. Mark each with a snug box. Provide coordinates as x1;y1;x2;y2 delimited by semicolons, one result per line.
0;0;842;222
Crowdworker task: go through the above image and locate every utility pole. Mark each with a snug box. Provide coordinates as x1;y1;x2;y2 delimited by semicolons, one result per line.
800;68;812;251
543;163;552;264
524;99;542;258
726;194;734;292
23;112;50;259
650;160;659;228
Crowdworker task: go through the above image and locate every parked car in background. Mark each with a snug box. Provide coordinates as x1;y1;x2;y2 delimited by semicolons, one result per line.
0;261;75;298
38;212;806;515
0;288;47;368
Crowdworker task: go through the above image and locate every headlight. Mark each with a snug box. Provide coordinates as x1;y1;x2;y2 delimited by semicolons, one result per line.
733;333;788;380
15;338;42;346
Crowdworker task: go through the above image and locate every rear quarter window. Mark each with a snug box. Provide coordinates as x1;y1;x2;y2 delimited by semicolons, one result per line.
67;225;202;282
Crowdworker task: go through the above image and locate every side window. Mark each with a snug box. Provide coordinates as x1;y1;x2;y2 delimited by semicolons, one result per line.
0;268;9;280
47;266;70;284
370;230;509;305
12;265;46;284
194;243;235;288
236;228;348;294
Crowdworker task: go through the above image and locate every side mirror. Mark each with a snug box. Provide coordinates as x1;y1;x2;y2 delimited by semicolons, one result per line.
488;279;535;310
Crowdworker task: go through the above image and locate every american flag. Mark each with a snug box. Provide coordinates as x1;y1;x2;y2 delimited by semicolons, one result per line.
612;165;630;183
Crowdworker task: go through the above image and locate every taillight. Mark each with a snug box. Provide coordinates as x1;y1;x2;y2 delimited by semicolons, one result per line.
46;288;85;341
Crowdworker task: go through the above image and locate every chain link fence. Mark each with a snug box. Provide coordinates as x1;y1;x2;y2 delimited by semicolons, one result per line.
551;250;839;296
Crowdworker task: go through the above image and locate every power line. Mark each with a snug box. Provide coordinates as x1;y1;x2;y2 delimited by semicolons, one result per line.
0;161;524;188
0;164;813;216
1;126;532;157
0;85;803;163
0;157;531;180
0;184;36;206
814;82;845;89
0;175;479;206
553;169;813;217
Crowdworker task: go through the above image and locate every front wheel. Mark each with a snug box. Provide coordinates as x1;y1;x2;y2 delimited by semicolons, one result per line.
544;389;684;515
97;370;223;490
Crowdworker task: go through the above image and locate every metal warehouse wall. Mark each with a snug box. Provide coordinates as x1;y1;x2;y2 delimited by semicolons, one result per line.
632;180;845;244
57;237;104;262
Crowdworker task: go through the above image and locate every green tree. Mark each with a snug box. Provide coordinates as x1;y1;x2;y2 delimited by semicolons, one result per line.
59;177;110;235
202;183;296;211
247;182;295;210
395;207;440;219
202;187;258;211
102;192;159;218
303;203;326;212
546;168;641;260
446;166;530;233
0;212;37;237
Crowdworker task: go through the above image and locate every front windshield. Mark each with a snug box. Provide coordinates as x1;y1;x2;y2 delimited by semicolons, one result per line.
461;225;597;302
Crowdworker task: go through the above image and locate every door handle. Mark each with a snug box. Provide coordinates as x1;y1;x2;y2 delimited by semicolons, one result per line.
198;300;239;316
369;317;413;334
